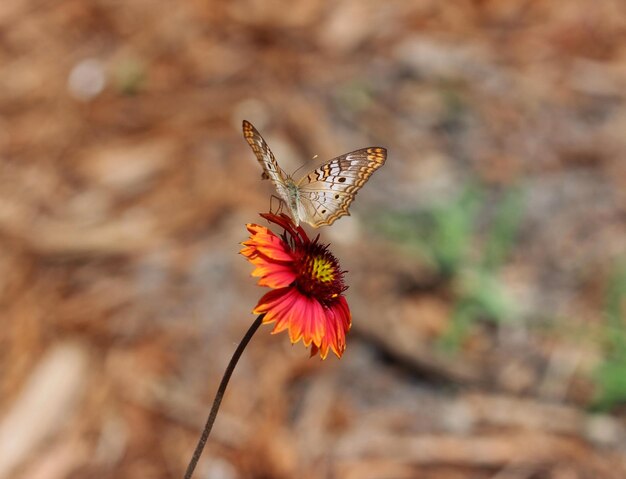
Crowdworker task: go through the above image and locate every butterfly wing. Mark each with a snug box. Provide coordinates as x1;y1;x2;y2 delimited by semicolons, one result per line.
242;120;292;204
296;147;387;227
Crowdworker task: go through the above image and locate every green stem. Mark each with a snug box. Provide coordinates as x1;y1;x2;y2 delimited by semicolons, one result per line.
184;314;264;479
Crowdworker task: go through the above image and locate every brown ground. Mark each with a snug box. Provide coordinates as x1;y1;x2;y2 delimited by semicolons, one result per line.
1;1;626;478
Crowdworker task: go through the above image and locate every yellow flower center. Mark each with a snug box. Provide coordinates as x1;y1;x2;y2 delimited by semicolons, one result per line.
294;241;346;304
311;256;335;283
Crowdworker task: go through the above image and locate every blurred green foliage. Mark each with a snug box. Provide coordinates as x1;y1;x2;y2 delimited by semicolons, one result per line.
377;183;525;349
113;58;146;96
593;262;626;410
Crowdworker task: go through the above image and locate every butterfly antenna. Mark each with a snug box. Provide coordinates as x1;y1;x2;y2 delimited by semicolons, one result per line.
290;162;308;178
290;153;324;178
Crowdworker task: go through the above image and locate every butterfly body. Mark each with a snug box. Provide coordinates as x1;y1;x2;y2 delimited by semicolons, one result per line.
243;120;386;228
283;177;305;226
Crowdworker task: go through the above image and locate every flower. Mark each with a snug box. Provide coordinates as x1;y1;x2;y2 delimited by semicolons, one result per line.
241;213;351;359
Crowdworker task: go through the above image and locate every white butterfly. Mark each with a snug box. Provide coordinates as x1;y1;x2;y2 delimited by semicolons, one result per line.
243;120;387;228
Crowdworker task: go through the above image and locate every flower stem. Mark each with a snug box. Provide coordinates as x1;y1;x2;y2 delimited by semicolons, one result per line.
184;314;264;479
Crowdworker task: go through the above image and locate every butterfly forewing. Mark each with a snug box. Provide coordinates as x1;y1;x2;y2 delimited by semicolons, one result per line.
242;120;292;204
297;147;387;227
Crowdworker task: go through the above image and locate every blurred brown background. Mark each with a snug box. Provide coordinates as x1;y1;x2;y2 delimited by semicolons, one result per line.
2;1;626;478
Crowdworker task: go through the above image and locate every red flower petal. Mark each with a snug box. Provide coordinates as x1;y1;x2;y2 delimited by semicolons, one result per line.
248;258;296;288
253;288;329;352
243;224;293;262
254;287;296;319
260;213;310;246
308;299;325;347
313;298;352;359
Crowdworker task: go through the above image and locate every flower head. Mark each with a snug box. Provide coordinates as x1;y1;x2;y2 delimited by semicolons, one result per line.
241;213;351;359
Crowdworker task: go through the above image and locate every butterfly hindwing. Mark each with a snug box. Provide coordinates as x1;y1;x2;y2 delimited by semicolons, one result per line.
297;147;387;227
297;188;352;228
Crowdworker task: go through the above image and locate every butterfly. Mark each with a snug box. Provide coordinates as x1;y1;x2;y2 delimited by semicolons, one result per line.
242;120;386;228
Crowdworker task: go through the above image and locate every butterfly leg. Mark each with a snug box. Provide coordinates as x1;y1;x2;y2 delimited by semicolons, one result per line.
269;194;286;216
